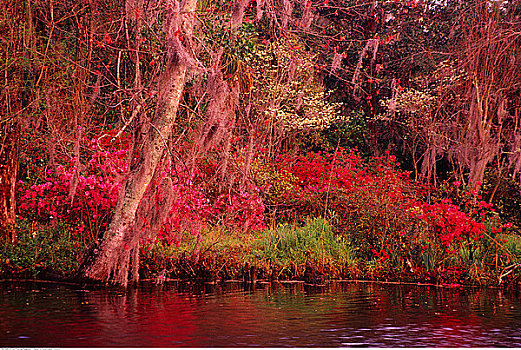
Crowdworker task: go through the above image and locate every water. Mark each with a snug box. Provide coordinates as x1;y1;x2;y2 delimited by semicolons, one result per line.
1;280;520;347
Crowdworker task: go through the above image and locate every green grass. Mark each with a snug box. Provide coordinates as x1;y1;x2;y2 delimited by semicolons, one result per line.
4;217;520;285
249;217;356;268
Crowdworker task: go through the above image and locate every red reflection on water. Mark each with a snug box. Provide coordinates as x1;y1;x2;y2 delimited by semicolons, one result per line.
82;288;198;347
0;286;198;347
1;282;520;347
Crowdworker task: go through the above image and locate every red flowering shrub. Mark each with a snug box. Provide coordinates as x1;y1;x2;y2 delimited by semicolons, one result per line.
18;129;129;240
18;126;507;282
214;186;265;232
18;129;265;243
256;149;366;218
418;200;485;247
431;179;498;224
253;149;495;276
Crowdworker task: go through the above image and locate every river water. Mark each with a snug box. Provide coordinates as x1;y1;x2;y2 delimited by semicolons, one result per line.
1;280;520;347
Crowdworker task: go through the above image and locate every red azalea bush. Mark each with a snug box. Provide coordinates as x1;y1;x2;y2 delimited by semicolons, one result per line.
419;200;485;247
254;148;499;276
18;129;129;240
18;129;265;244
214;186;266;232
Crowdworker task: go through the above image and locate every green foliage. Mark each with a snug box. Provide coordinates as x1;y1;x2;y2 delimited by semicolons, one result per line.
496;233;521;259
0;221;86;278
250;159;300;214
140;226;255;280
300;110;371;155
250;217;355;267
332;185;422;267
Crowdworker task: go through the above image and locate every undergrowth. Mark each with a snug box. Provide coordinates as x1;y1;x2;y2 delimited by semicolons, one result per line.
0;220;86;279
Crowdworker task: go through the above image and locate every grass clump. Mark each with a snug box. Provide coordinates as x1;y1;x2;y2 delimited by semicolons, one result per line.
249;217;356;279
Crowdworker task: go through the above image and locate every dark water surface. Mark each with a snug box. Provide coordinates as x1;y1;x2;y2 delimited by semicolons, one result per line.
1;280;521;347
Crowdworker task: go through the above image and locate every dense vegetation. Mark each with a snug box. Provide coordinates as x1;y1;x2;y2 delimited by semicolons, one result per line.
1;0;520;287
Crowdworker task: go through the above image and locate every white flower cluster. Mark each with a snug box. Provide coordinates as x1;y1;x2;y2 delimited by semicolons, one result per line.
250;38;343;131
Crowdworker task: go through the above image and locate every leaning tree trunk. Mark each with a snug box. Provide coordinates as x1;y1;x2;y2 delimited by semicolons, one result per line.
79;0;198;287
0;121;19;244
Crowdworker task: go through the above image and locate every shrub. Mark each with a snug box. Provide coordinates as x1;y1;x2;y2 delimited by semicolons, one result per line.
0;220;86;278
17;128;129;240
18;129;267;244
253;149;510;281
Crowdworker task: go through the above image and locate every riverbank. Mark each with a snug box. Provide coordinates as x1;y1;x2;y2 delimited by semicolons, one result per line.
2;217;520;288
140;219;521;287
10;139;521;288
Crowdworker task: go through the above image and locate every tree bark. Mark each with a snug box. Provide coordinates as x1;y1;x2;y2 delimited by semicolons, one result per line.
79;0;199;287
0;1;25;244
0;121;19;244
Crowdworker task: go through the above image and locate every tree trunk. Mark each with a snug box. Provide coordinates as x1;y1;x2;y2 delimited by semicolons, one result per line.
0;121;19;244
0;0;26;244
79;0;199;287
